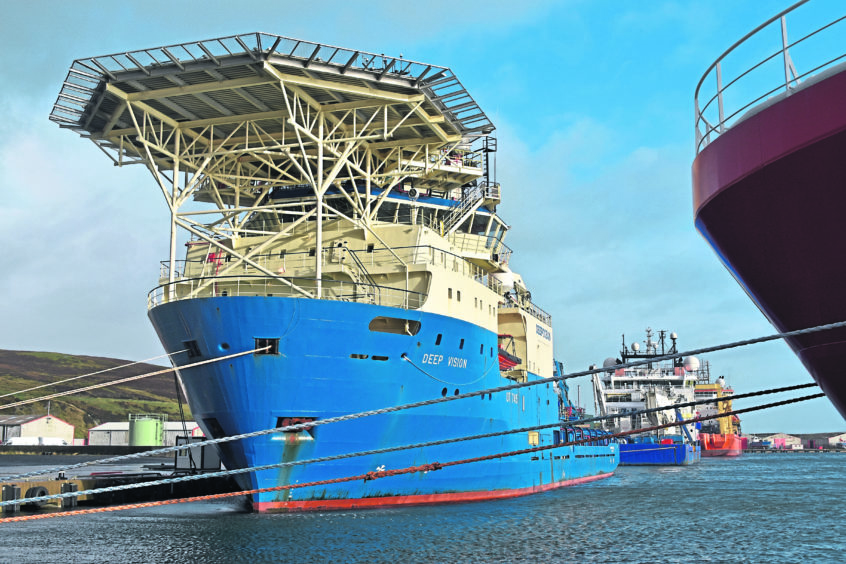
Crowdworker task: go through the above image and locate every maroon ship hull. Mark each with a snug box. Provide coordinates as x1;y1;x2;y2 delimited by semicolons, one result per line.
693;66;846;420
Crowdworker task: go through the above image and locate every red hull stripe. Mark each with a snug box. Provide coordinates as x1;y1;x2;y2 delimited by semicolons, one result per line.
254;472;614;513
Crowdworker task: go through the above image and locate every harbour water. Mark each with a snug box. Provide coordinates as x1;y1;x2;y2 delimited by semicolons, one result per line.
1;454;844;563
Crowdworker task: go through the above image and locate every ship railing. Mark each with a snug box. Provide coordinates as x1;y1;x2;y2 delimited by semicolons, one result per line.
147;275;427;310
498;300;552;326
695;1;846;152
163;243;510;296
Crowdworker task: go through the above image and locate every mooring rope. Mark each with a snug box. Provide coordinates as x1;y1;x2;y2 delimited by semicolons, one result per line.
0;392;824;521
0;347;266;412
2;318;841;483
0;350;187;400
0;381;816;484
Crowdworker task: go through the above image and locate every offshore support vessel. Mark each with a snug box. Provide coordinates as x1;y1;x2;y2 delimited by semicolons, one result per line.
592;329;700;466
693;1;846;420
50;33;618;511
694;368;743;457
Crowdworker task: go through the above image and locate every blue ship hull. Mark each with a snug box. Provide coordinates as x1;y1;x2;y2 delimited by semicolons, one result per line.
619;442;700;466
149;296;619;511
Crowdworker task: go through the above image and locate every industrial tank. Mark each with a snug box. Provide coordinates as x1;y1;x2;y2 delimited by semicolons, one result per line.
128;414;166;446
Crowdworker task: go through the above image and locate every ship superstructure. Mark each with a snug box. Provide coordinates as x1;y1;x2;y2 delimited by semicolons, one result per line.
593;329;700;465
51;33;618;511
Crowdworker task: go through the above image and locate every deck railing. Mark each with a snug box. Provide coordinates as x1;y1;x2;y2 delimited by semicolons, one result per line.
147;275;426;310
694;0;846;153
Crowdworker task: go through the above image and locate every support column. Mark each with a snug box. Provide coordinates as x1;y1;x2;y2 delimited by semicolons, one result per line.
316;117;324;298
168;133;181;301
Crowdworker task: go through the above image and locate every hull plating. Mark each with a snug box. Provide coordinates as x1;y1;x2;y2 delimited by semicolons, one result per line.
619;443;700;466
693;68;846;419
700;433;743;457
149;296;619;511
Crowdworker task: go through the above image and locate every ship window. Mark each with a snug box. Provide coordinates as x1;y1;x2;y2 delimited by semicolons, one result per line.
454;389;459;396
308;248;316;257
255;338;280;355
279;250;286;259
441;387;447;397
350;354;369;359
448;288;453;299
371;355;389;361
459;338;464;350
367;244;375;253
183;340;201;358
368;316;421;336
456;290;461;302
435;334;442;346
553;430;561;445
480;344;484;354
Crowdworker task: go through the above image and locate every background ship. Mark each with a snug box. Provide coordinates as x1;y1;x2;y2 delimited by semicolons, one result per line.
693;364;743;457
593;329;700;465
50;32;619;511
692;1;846;420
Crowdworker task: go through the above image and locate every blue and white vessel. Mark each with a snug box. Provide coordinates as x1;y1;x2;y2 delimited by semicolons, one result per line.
51;33;619;511
593;329;700;466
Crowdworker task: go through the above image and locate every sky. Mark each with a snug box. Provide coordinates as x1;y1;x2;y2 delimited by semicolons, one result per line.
1;0;843;433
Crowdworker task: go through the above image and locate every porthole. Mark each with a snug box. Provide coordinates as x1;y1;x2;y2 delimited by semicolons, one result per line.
372;355;389;361
441;387;448;397
435;334;442;346
459;338;464;350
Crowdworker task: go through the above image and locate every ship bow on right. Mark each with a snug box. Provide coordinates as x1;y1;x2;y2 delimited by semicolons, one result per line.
692;1;846;419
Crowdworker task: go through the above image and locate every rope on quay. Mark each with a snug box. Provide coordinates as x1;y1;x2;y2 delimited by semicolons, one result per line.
3;318;840;481
0;346;267;412
0;392;824;523
0;350;187;400
0;382;817;500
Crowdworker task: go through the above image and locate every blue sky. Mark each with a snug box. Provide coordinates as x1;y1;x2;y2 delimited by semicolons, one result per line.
1;0;842;433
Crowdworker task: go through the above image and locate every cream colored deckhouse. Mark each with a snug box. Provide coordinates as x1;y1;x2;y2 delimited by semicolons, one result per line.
50;32;553;382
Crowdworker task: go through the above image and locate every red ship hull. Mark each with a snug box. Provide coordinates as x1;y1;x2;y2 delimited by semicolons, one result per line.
700;433;743;457
693;66;846;421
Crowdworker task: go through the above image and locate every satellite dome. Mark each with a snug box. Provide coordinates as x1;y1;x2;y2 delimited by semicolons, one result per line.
631;342;640;352
670;332;678;339
492;267;515;292
683;356;700;372
603;357;618;369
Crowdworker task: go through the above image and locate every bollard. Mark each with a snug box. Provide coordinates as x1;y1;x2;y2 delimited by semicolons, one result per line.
61;482;78;508
2;484;21;514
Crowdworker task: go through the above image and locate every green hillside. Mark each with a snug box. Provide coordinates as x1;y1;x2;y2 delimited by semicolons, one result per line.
0;350;191;439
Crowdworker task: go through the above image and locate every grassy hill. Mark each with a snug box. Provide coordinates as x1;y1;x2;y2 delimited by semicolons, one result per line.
0;350;191;439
